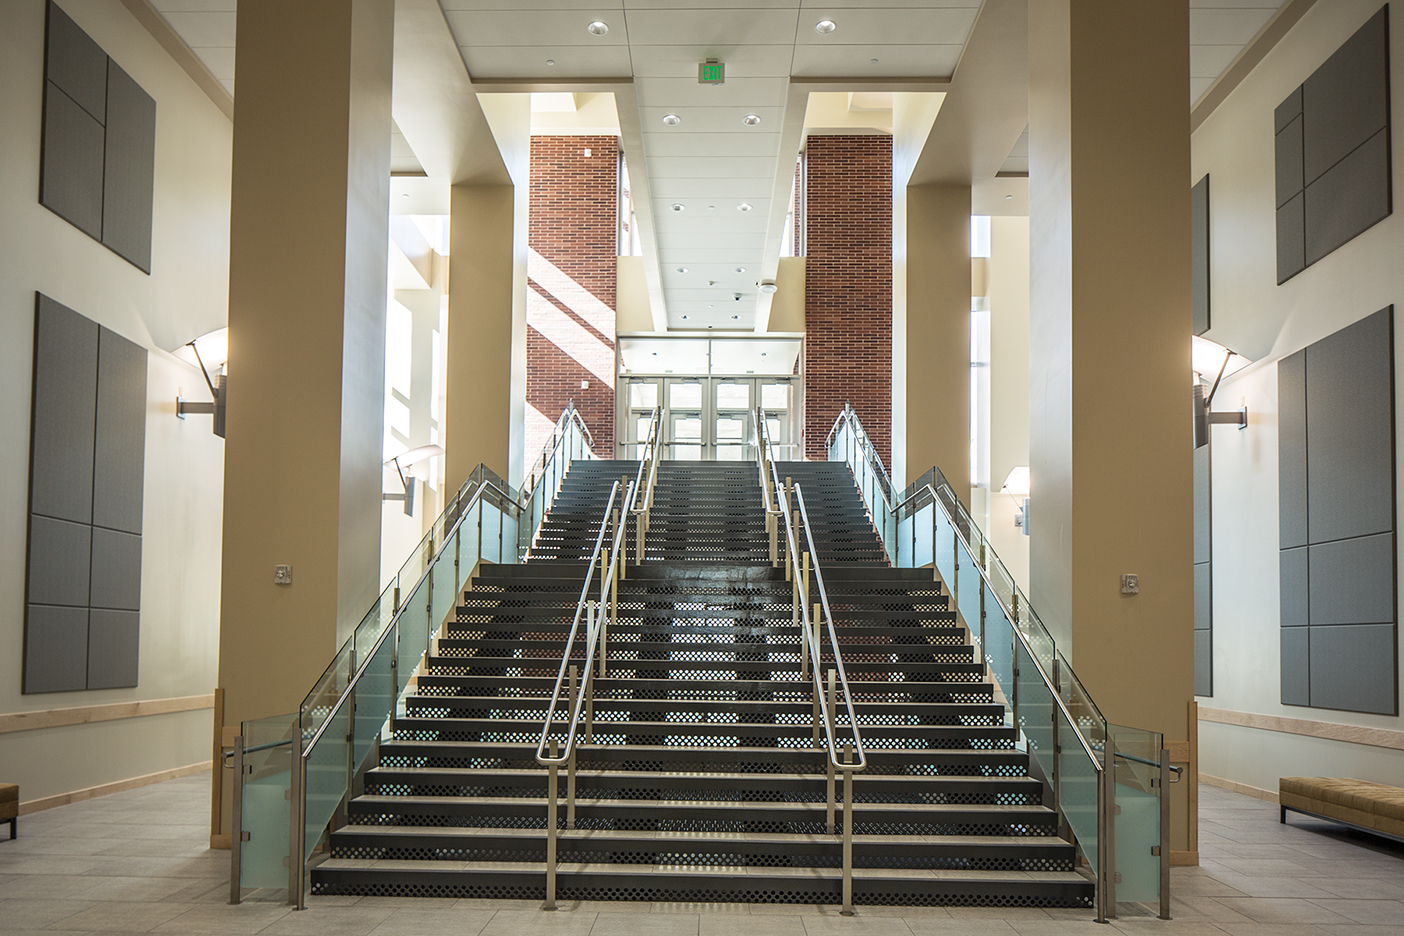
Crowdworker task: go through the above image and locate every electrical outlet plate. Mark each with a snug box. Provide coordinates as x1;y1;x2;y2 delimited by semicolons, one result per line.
1120;573;1139;594
274;564;293;585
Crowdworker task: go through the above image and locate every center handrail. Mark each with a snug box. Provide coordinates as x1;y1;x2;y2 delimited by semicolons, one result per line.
630;405;661;563
534;477;634;768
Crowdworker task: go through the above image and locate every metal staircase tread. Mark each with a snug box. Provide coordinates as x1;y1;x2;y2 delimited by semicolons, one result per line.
350;794;1054;815
365;766;1035;786
328;826;1066;848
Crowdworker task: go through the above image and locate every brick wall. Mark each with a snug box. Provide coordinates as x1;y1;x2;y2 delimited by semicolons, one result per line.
527;136;617;462
803;135;893;462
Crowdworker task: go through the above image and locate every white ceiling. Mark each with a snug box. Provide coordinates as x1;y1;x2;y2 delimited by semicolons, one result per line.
152;0;1290;329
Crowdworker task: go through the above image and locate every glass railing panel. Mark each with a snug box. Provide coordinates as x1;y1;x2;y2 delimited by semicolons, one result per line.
1057;705;1100;877
396;532;431;603
933;496;956;589
352;631;395;770
912;502;933;568
502;505;520;564
397;575;430;696
302;700;350;864
956;541;984;646
1110;724;1163;906
430;530;461;638
351;586;393;672
879;498;897;564
239;714;295;894
983;583;1014;707
1062;656;1106;747
1015;641;1057;796
459;501;481;595
482;499;502;565
300;642;353;743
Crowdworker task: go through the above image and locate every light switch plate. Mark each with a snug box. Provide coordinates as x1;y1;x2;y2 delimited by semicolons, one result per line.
274;564;293;585
1120;573;1139;595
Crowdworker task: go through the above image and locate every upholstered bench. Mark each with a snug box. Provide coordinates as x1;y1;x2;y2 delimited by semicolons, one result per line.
1280;777;1404;843
0;783;16;840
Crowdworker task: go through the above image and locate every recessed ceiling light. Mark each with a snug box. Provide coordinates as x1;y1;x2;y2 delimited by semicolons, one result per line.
1005;194;1014;200
546;59;555;66
759;282;778;294
742;114;761;126
708;205;716;210
662;114;681;126
869;58;879;65
671;203;685;211
652;351;658;356
761;352;767;357
708;324;714;328
734;267;746;273
708;304;715;309
676;266;688;273
586;20;609;35
815;20;836;34
682;314;689;319
737;203;752;212
731;314;739;319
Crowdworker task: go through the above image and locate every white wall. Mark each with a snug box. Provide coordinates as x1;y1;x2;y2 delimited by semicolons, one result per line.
985;217;1030;592
0;1;230;801
1192;0;1404;791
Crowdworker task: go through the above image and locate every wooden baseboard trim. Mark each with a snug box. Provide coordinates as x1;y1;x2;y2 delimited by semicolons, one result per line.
1200;771;1279;804
1198;706;1404;752
0;694;215;735
18;760;211;815
1170;850;1199;866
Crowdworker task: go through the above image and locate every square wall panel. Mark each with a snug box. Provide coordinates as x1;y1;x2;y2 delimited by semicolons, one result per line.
23;605;89;694
1279;546;1308;627
1308;623;1397;715
1301;6;1389;186
87;610;139;690
93;327;148;535
1304;128;1391;267
101;61;156;273
1308;533;1394;627
46;1;107;123
1281;626;1309;706
30;295;99;524
1277;350;1307;549
90;527;141;612
1276;193;1305;284
27;515;91;609
40;84;106;241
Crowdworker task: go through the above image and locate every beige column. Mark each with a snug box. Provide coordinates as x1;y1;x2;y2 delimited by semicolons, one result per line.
898;184;971;502
444;181;528;493
1028;0;1195;854
215;0;393;836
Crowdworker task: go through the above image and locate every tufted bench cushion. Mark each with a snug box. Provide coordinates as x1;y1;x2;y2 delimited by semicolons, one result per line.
0;783;15;839
1280;777;1404;842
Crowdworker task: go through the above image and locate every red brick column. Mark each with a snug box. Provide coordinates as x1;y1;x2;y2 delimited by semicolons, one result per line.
803;135;893;463
527;136;617;460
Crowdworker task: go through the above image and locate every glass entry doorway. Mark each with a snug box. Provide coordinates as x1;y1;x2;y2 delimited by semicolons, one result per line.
620;376;799;461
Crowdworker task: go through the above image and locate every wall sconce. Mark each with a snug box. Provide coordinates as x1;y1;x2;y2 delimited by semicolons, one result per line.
1002;466;1030;536
175;327;227;438
1192;336;1249;449
383;444;443;517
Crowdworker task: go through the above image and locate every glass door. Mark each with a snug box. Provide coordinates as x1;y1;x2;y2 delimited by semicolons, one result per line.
665;379;706;460
618;375;801;461
624;379;660;459
713;380;751;461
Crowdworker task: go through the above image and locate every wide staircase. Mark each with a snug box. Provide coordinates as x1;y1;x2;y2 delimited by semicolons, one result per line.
311;459;1092;907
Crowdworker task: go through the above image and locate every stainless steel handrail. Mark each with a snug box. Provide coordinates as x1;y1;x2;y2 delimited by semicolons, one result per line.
827;405;1116;921
526;401;593;496
533;475;637;909
630;405;661;564
753;408;782;566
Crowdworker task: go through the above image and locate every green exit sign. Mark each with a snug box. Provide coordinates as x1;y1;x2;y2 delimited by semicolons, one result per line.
698;61;725;85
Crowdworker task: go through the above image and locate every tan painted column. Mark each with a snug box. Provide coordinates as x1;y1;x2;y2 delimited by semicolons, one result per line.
1028;0;1195;855
443;181;528;493
900;184;971;501
215;0;393;837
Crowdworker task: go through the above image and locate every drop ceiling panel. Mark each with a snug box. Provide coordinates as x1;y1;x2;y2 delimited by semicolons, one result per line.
629;45;796;78
151;1;236;14
1191;44;1242;79
665;288;765;302
797;8;976;45
649;178;777;199
659;231;767;249
194;46;235;81
443;10;629;46
796;0;983;7
1189;8;1275;45
623;9;801;46
647;156;781;178
640;106;786;132
643;131;781;158
653;197;772;216
157;11;236;46
460;45;634;77
659;248;778;264
635;78;792;108
792;44;961;77
651;216;771;235
441;0;622;8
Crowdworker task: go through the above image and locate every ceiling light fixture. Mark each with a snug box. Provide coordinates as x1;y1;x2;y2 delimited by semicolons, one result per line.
662;114;681;126
734;267;746;273
586;20;609;35
737;203;752;212
759;282;778;294
815;19;836;34
1005;194;1014;200
671;203;685;211
869;58;879;64
742;114;761;126
676;267;688;273
731;314;739;319
682;314;689;319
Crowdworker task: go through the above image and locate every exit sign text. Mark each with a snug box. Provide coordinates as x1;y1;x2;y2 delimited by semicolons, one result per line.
698;62;725;85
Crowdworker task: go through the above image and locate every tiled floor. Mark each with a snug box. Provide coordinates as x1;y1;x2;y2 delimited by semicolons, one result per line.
1;772;1401;935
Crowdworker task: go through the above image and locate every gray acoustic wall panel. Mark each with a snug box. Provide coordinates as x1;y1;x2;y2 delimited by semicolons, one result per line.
1277;193;1306;284
26;515;90;608
1281;627;1310;706
1278;350;1308;549
45;1;106;123
1274;6;1391;282
1194;630;1212;698
1305;128;1392;266
93;327;147;534
30;295;97;524
87;610;139;690
23;606;89;694
1308;532;1395;625
1276;117;1304;209
1306;307;1393;543
24;293;147;694
1194;444;1211;564
40;86;105;242
39;2;155;274
101;61;156;273
1308;623;1397;714
89;528;141;611
1192;176;1211;336
1280;546;1308;627
1301;5;1390;185
1194;562;1212;632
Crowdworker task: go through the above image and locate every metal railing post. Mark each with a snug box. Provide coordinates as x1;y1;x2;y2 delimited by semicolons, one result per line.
567;666;578;831
292;755;306;910
842;739;854;917
826;668;836;834
1160;748;1171;921
229;737;243;905
546;738;558;910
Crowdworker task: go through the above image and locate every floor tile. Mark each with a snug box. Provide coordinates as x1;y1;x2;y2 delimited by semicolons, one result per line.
1306;900;1404;926
366;906;498;935
53;899;197;932
151;902;296;934
701;914;807;936
592;910;698;936
1211;897;1352;924
258;905;397;936
800;913;914;936
478;908;599;936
